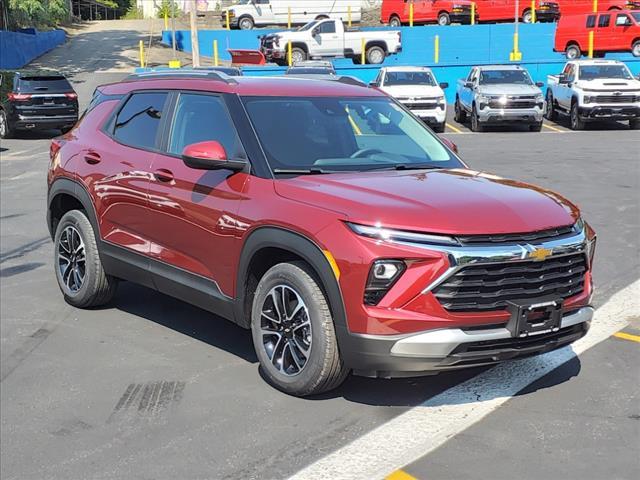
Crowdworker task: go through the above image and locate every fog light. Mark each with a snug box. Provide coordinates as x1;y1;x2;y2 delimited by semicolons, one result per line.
364;260;406;306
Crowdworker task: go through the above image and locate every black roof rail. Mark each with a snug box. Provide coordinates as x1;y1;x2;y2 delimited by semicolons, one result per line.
335;76;367;87
124;70;238;85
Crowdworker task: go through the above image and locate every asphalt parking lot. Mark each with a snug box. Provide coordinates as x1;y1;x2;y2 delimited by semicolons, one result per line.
1;23;639;480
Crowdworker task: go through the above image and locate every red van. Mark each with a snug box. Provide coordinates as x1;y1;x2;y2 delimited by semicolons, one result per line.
555;0;640;17
474;0;559;23
554;10;640;58
381;0;473;26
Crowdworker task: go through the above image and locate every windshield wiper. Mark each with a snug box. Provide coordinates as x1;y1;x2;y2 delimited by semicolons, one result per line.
367;164;443;172
272;168;335;175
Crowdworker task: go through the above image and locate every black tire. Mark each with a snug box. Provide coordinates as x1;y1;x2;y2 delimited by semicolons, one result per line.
54;210;118;308
632;40;640;58
433;122;446;133
529;122;543;132
389;15;401;27
0;109;15;139
630;118;640;130
544;90;557;121
471;105;484;132
438;12;451;26
238;15;254;30
315;15;329;21
365;45;386;64
566;43;581;59
522;9;533;23
251;261;348;396
454;98;467;123
570;101;585;130
291;47;307;64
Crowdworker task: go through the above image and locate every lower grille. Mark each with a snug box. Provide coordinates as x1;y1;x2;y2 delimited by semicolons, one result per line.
488;100;537;109
433;252;587;312
594;94;638;103
404;102;438;109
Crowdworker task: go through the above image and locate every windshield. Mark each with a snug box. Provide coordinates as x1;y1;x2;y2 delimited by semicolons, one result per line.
385;71;436;86
236;0;253;5
479;70;533;85
633;12;640;22
242;96;462;173
298;20;319;31
579;65;633;80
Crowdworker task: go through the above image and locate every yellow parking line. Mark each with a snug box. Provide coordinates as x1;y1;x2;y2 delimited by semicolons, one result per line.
542;123;565;133
613;331;640;343
386;470;419;480
446;122;464;133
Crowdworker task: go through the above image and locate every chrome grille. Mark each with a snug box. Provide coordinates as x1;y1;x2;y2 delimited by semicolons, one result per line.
594;94;638;103
433;252;587;312
488;100;537;109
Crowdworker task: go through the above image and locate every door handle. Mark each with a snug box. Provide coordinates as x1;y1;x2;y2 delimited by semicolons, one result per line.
154;168;174;183
84;151;101;164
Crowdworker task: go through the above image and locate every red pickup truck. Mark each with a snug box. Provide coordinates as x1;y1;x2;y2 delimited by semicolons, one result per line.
554;10;640;58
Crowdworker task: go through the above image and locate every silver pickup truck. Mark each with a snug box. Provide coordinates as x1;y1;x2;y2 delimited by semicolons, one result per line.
454;65;545;132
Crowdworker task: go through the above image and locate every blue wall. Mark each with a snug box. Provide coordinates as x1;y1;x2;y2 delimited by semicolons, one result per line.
161;23;640;102
0;29;66;69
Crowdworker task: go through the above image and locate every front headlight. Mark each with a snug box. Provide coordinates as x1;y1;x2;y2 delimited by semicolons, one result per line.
347;222;460;246
583;95;592;104
477;94;489;104
535;94;544;102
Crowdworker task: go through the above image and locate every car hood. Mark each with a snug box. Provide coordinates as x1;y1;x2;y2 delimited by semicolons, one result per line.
275;169;579;235
575;78;640;92
381;84;444;98
477;84;541;96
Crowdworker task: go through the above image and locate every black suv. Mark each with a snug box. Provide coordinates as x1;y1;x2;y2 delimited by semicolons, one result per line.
0;70;79;138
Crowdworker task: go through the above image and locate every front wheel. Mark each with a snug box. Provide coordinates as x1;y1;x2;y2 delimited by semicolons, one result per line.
570;102;585;130
238;16;254;30
54;210;118;308
529;122;543;132
470;105;484;132
366;45;386;64
544;90;557;121
251;262;348;396
632;40;640;57
454;99;467;123
433;122;446;133
438;12;451;26
291;47;307;64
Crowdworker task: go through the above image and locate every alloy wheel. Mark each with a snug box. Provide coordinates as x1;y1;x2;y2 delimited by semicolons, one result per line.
57;225;86;294
260;285;312;376
368;48;384;64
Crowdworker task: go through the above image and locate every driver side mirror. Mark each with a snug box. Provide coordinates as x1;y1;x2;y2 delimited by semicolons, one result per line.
182;141;247;171
464;81;474;89
535;81;544;88
439;82;449;89
439;136;458;154
558;74;568;84
369;81;379;87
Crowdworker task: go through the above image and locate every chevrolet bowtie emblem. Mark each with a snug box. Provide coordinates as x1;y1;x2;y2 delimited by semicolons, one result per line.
530;247;552;262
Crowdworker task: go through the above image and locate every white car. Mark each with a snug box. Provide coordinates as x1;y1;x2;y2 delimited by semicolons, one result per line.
547;59;640;130
371;67;448;132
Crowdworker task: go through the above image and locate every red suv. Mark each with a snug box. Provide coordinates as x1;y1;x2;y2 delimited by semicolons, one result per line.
47;71;596;396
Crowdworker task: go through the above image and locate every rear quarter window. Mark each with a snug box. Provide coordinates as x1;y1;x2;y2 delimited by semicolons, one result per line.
113;92;168;150
17;76;73;93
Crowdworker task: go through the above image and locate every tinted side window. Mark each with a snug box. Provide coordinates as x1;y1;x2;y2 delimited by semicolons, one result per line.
168;93;245;159
598;15;610;27
586;15;596;28
113;92;167;150
319;22;336;34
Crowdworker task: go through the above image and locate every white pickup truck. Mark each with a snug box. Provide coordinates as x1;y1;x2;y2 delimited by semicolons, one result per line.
259;19;402;65
546;59;640;130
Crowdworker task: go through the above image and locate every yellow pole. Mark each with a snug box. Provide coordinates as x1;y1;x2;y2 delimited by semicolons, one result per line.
588;30;594;58
471;3;475;26
409;2;414;27
434;35;439;63
139;40;144;67
288;7;291;29
593;0;598;12
361;38;365;64
348;6;352;27
531;0;536;23
213;40;219;66
226;10;230;30
288;41;292;66
164;11;168;30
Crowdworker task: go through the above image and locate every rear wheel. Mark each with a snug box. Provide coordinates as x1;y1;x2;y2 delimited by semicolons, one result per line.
438;12;451;26
0;109;14;139
366;45;386;64
570;101;585;130
389;15;401;27
454;98;467;123
238;15;254;30
632;40;640;57
522;9;533;24
470;105;484;132
566;43;581;60
54;210;118;308
251;262;348;396
544;90;557;121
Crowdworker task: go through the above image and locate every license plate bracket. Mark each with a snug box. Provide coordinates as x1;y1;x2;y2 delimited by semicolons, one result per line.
505;296;563;338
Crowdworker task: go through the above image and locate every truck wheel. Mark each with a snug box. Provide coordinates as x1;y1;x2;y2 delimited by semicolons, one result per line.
0;109;15;139
529;122;543;132
471;105;484;132
566;44;581;59
238;16;254;30
366;46;386;64
454;99;467;123
251;261;348;396
433;122;446;133
389;15;402;27
54;210;118;308
522;9;533;23
570;102;585;130
438;12;451;25
544;90;557;121
630;118;640;130
632;40;640;57
291;47;307;63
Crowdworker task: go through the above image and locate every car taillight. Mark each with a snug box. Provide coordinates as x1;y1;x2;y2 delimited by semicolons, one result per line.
7;92;32;101
65;92;78;100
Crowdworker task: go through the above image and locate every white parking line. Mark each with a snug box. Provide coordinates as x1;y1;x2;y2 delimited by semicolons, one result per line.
290;280;639;480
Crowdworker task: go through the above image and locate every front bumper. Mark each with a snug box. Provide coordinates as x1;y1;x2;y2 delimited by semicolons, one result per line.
403;106;446;124
344;306;592;378
478;107;543;124
579;105;640;121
